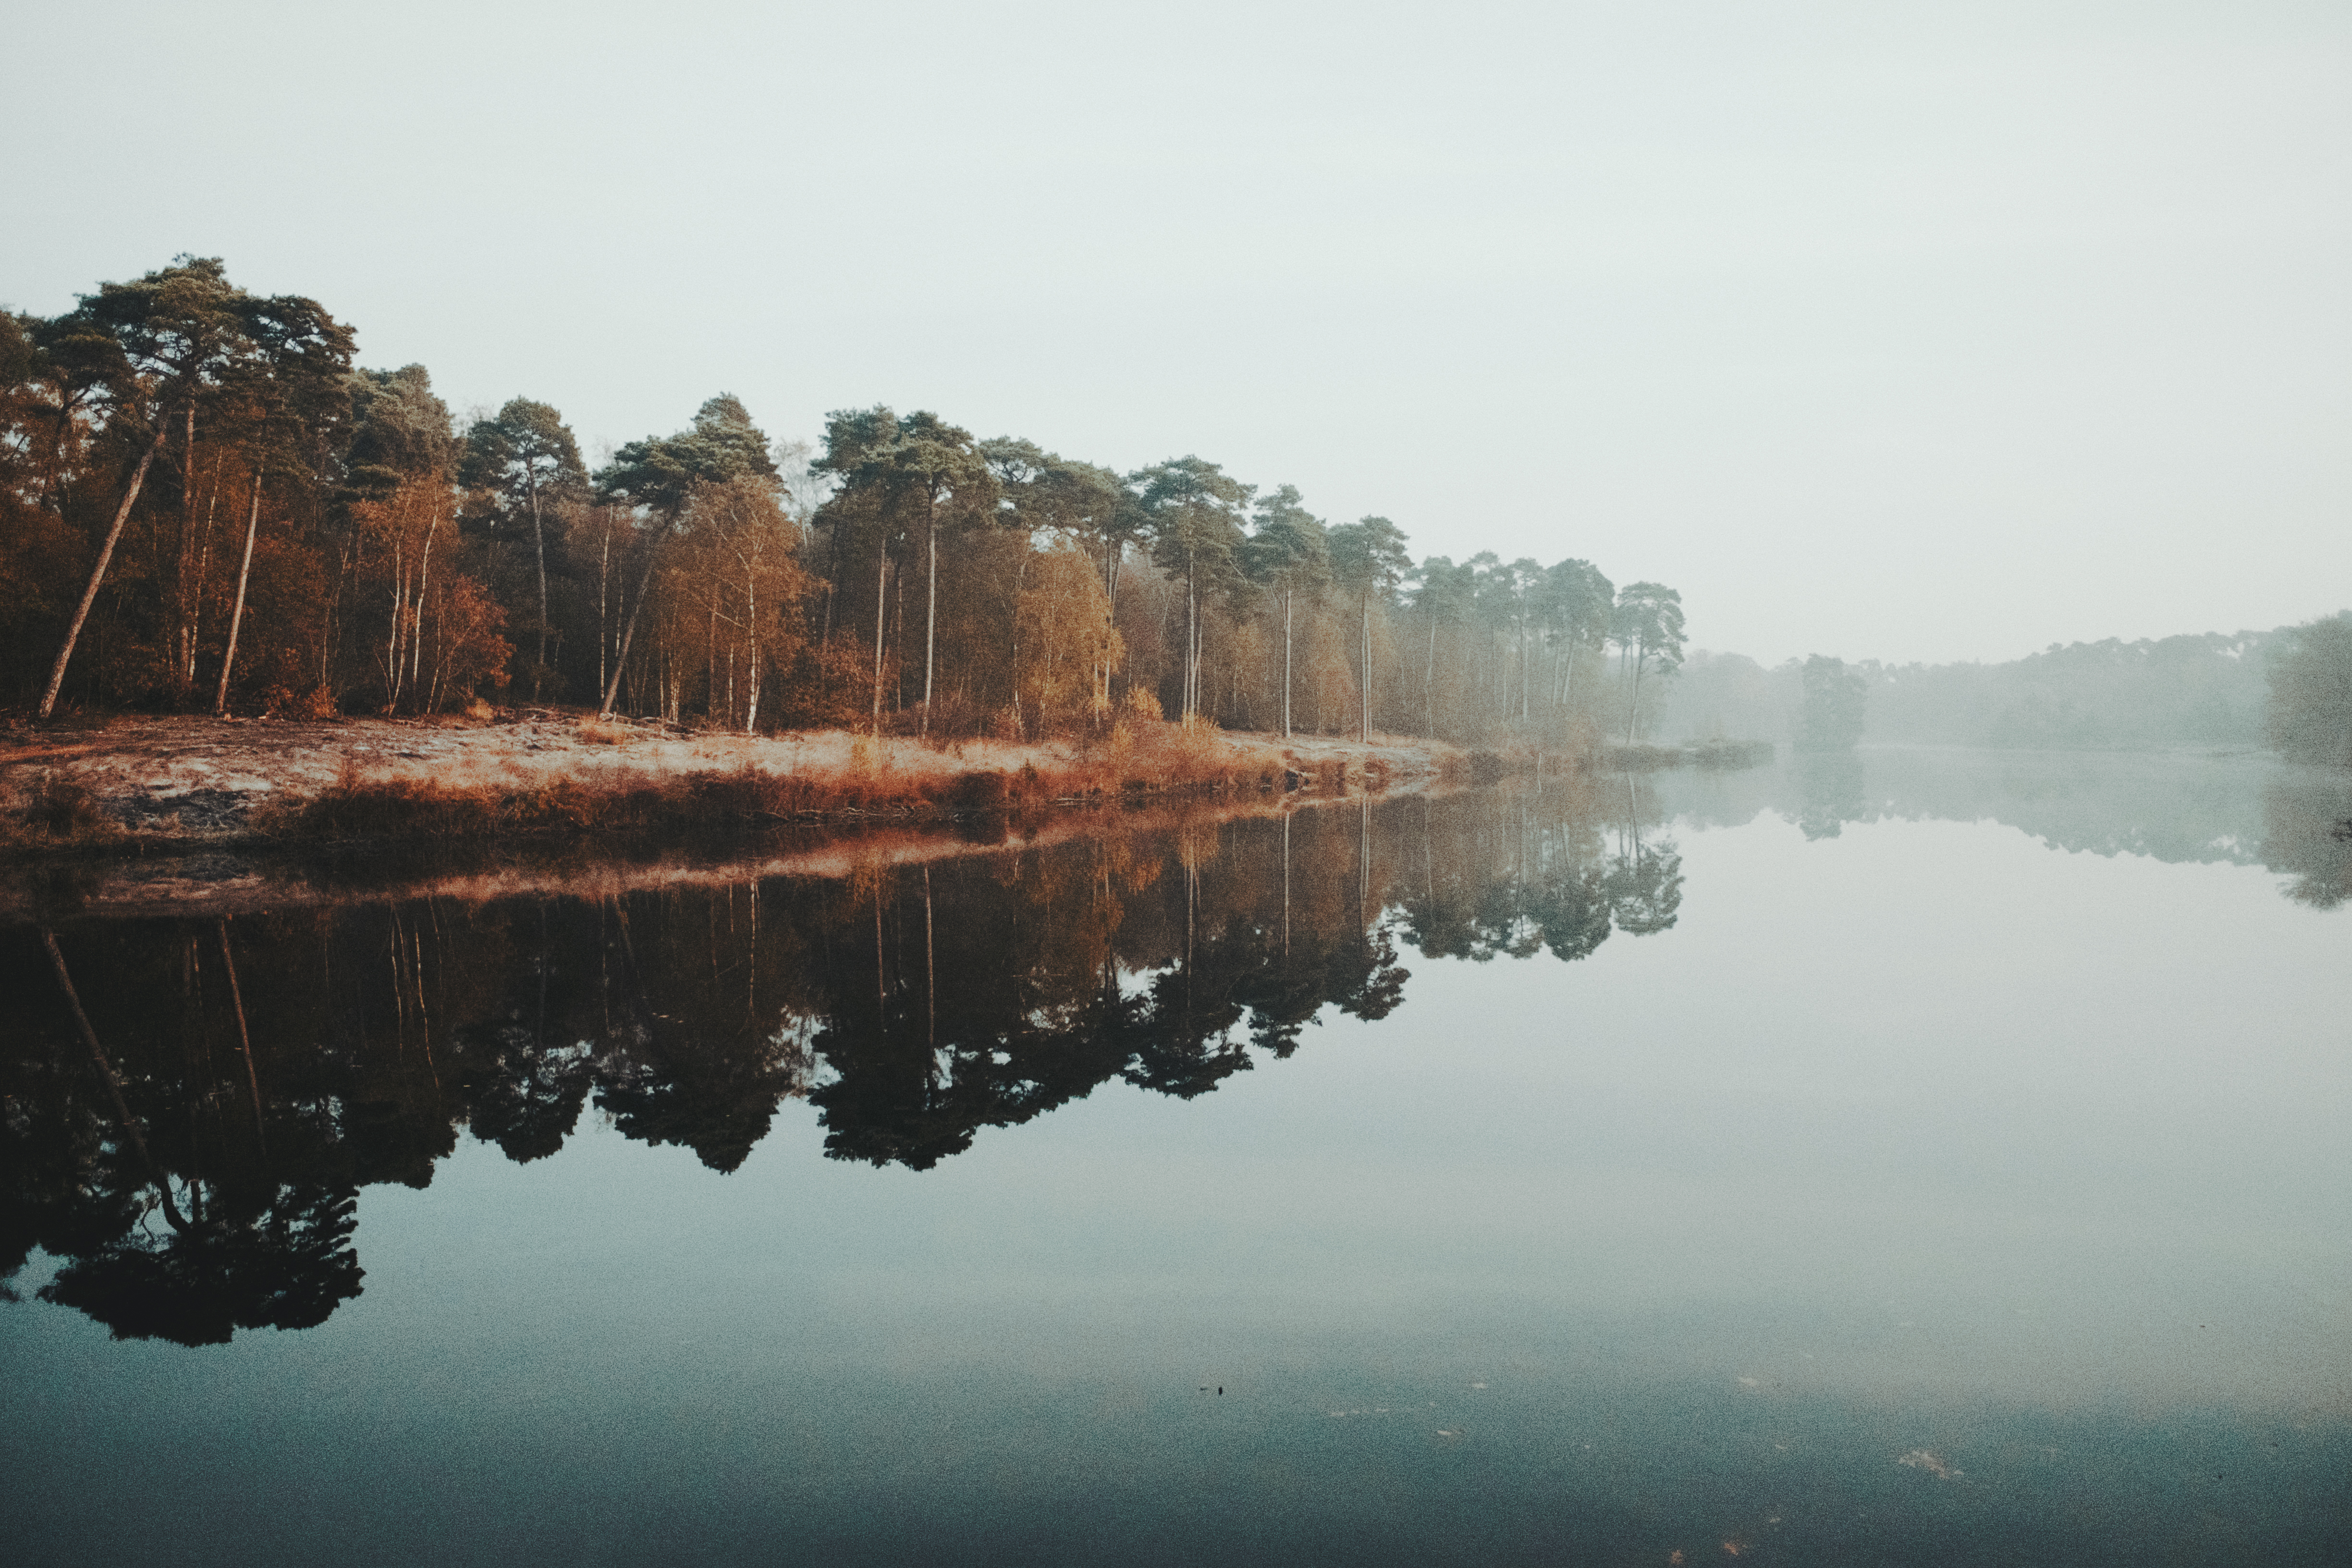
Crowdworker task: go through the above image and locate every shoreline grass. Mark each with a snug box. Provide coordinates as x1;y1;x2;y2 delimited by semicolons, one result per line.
1;708;1775;858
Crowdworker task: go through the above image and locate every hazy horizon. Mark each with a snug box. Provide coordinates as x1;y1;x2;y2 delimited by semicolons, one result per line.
7;0;2346;667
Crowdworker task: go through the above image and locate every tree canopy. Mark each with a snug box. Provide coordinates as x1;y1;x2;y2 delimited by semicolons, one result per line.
0;255;1694;748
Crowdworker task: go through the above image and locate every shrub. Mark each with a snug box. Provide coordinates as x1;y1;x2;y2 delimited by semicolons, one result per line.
576;715;631;746
948;770;1012;809
11;774;121;845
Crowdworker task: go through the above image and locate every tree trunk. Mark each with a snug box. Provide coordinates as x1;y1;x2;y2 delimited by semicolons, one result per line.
597;513;612;701
1425;614;1437;738
527;465;549;699
1359;588;1372;743
1520;613;1531;723
185;457;220;690
743;571;760;735
871;547;888;731
1184;555;1198;721
411;504;438;704
386;540;407;710
38;424;171;720
170;411;203;698
1562;638;1579;744
1282;589;1293;738
600;531;665;719
214;477;263;716
922;504;937;735
1626;649;1642;745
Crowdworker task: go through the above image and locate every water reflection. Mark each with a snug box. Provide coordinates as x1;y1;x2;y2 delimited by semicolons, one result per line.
2264;772;2352;908
1660;745;2352;897
2;783;1683;1345
1792;751;1868;841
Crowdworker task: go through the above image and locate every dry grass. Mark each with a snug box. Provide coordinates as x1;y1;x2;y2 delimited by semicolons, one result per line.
274;717;1349;843
575;715;634;745
1;772;124;847
0;710;1466;855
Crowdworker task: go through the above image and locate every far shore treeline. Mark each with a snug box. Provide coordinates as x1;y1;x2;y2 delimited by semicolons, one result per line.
0;257;1691;747
1664;621;2352;763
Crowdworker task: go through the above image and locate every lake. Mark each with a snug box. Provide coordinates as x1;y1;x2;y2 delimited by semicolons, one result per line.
3;747;2347;1566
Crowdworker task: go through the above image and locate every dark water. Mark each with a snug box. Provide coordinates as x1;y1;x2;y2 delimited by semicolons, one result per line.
4;750;2347;1565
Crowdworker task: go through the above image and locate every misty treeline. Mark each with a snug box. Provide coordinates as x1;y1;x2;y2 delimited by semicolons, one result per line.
1661;615;2352;761
2;786;1683;1343
0;257;1688;745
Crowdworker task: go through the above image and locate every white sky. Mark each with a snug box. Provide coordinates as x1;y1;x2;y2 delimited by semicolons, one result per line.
5;0;2346;665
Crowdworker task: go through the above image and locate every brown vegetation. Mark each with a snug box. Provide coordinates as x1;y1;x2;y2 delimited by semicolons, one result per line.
0;709;1474;858
272;716;1427;842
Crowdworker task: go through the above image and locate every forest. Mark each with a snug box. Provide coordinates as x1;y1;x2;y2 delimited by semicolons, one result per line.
0;258;1688;749
1661;616;2352;759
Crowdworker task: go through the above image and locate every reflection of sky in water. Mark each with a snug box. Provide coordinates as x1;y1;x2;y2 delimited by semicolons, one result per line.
3;760;2347;1565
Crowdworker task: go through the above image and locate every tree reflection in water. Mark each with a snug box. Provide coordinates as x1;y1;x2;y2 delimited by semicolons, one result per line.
1;783;1684;1345
2263;772;2352;909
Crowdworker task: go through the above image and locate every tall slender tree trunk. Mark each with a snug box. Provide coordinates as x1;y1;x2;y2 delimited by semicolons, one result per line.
1562;638;1580;744
1359;589;1372;743
597;515;612;702
176;409;195;676
527;466;549;699
922;506;937;735
600;531;664;719
1426;615;1437;738
871;548;888;730
214;476;263;715
1282;589;1293;738
39;424;171;720
743;571;760;735
1184;555;1198;721
170;412;204;698
1626;649;1642;745
184;457;220;690
386;542;407;709
410;505;438;704
1524;620;1543;729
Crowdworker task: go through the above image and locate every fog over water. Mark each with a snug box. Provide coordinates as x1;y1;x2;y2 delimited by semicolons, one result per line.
7;1;2349;662
4;751;2346;1563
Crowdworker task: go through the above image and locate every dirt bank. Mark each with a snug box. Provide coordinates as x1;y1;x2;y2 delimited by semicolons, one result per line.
0;709;1471;854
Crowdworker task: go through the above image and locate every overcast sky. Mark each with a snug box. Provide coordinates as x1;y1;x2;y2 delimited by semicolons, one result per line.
6;0;2346;665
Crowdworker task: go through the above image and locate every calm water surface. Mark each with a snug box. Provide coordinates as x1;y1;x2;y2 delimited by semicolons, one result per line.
4;748;2347;1565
